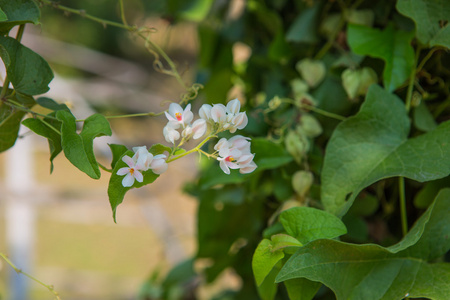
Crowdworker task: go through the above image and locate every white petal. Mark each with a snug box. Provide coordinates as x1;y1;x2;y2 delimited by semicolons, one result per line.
117;167;130;176
238;154;254;165
134;170;144;182
199;104;212;120
219;160;230;174
226;98;241;115
168;103;183;117
226;161;240;169
233;112;248;130
214;138;229;151
164;111;176;122
192;119;207;139
211;104;227;123
239;161;257;174
150;159;168;174
122;155;135;168
122;173;135;187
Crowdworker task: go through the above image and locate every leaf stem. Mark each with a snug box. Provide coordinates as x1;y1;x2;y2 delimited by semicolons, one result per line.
398;177;408;236
0;252;61;300
99;162;113;172
302;103;346;121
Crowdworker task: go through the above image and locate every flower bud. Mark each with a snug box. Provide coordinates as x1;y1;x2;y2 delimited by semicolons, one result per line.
199;104;212;120
296;58;326;88
290;78;309;99
292;170;314;198
342;67;377;99
285;130;309;164
298;114;322;138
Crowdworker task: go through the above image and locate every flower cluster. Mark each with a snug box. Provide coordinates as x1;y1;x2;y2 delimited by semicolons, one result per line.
215;135;257;174
117;146;168;187
163;103;207;144
117;99;256;187
199;99;248;133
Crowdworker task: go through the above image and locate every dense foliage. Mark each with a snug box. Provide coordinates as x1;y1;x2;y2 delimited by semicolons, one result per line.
1;0;449;299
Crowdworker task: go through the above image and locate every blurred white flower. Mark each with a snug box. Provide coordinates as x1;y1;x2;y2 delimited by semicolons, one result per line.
163;124;181;144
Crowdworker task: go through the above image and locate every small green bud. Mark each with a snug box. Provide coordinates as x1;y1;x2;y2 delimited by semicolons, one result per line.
346;9;374;27
411;91;422;108
285;130;309;164
296;58;326;88
342;67;377;99
290;78;309;99
298;114;322;138
292;170;314;198
268;96;282;110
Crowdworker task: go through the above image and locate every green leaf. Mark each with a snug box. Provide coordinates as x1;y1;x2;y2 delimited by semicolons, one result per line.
284;278;321;300
148;143;172;156
37;97;70;112
414;176;450;208
0;8;7;22
108;150;160;223
252;239;285;286
108;144;128;169
396;0;450;48
57;111;112;179
286;2;320;43
0;92;35;152
22;117;62;172
321;85;450;216
347;23;415;92
177;0;214;22
413;101;437;132
0;0;40;35
280;207;347;244
0;36;53;95
277;189;450;300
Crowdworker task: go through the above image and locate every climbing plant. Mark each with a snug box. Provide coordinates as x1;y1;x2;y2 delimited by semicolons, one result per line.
0;0;449;299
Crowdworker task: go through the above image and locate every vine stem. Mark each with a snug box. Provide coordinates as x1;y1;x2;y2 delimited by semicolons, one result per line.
398;177;408;237
0;252;61;300
167;135;217;163
405;45;422;112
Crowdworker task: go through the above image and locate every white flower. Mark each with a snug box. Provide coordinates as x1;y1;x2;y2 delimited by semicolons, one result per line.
149;154;168;174
163;124;181;144
116;155;145;187
210;104;227;123
230;112;248;133
132;146;168;174
226;98;241;115
165;103;194;128
214;136;257;174
199;104;212;120
191;119;207;139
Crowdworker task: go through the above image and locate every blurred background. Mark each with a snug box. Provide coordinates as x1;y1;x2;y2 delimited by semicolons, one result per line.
1;0;221;299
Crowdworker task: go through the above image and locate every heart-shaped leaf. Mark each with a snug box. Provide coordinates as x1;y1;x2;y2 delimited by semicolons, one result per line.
396;0;450;48
57;111;112;179
321;85;450;216
0;0;40;35
0;36;53;95
277;189;450;300
347;23;414;92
